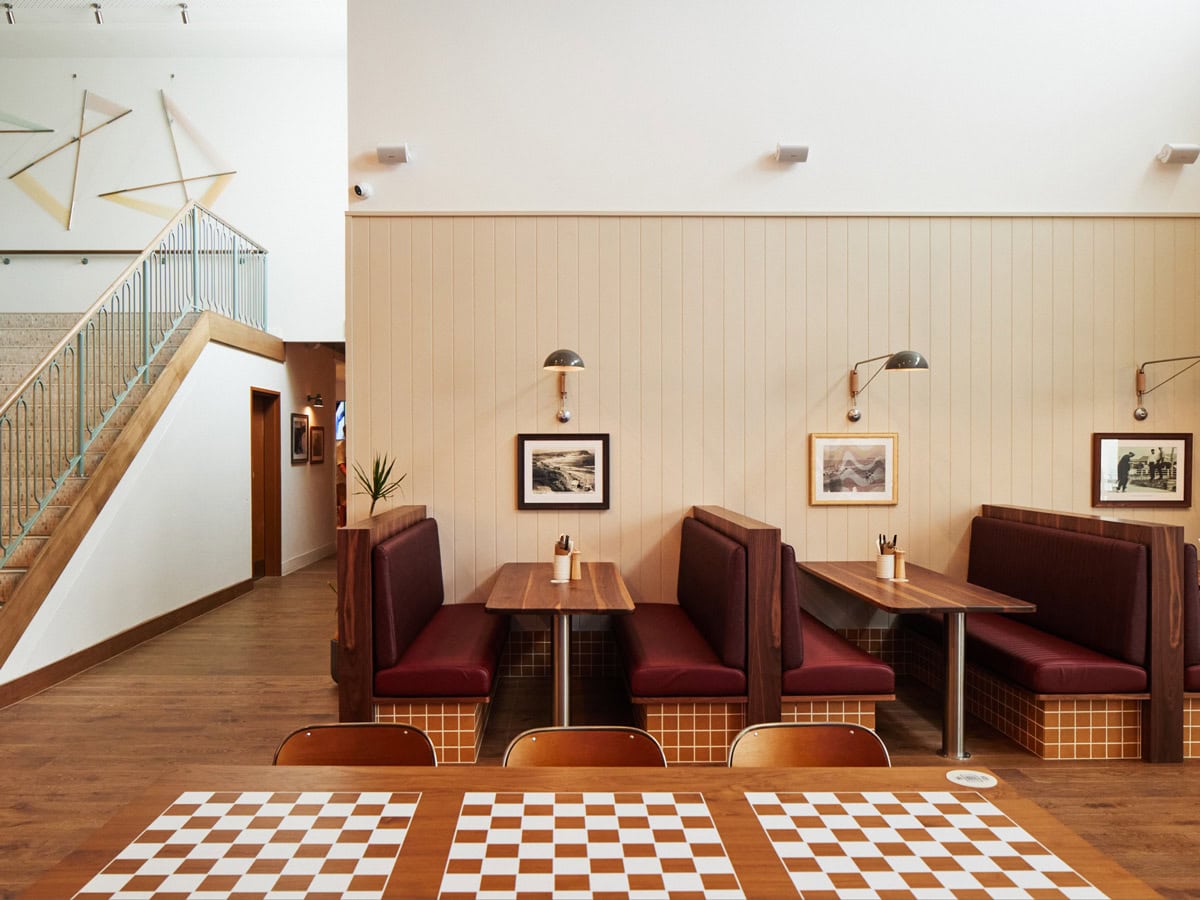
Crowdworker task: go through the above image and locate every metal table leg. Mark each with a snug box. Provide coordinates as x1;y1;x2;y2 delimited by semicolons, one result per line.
941;610;970;759
552;613;571;726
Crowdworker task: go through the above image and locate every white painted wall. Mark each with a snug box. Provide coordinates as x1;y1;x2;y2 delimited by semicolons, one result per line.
0;340;338;683
0;49;346;341
348;0;1200;214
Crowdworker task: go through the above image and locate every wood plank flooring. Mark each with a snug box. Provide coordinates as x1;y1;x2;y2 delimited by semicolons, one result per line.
0;556;1197;898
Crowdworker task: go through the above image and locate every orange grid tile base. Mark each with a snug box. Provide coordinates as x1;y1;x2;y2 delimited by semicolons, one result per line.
781;699;878;728
374;699;490;764
632;701;746;765
1187;696;1200;759
905;632;1143;760
501;628;621;678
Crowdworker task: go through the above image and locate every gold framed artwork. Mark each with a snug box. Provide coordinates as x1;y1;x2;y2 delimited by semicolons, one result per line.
809;433;898;506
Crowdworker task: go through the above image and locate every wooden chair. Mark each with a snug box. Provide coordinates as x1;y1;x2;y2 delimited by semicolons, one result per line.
273;723;437;766
502;726;668;767
727;722;891;767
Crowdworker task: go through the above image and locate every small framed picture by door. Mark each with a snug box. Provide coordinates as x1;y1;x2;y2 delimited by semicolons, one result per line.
309;426;325;464
290;413;309;464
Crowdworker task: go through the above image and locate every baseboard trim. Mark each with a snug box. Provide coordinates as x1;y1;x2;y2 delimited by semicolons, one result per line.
283;543;335;575
0;578;253;710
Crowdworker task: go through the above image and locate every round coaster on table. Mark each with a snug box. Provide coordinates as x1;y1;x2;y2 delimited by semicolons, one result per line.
946;769;998;788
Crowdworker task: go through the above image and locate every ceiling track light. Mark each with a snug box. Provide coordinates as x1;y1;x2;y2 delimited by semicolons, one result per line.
179;2;189;24
3;4;14;25
91;3;102;24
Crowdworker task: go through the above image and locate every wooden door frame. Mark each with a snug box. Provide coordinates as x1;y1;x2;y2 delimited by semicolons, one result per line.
251;388;282;577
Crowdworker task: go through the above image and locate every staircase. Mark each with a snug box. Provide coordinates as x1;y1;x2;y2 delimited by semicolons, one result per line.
0;313;198;608
0;202;271;667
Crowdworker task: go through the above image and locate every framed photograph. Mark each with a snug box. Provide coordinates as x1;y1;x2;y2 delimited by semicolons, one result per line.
290;413;309;464
309;426;325;464
517;433;610;510
809;433;898;506
1092;432;1192;508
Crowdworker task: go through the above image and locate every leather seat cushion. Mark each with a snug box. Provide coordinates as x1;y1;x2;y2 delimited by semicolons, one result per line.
967;516;1147;666
373;518;445;668
676;517;747;670
902;612;1147;694
374;604;507;697
616;603;746;697
783;610;895;695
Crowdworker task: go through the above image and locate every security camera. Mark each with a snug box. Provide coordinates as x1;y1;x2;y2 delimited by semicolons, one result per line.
352;182;373;199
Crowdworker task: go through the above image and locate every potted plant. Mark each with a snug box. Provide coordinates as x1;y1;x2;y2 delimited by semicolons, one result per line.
353;452;407;515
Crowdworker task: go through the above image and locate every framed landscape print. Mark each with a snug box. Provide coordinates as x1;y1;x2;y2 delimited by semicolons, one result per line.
290;413;308;464
1092;432;1192;508
517;433;610;510
809;433;898;506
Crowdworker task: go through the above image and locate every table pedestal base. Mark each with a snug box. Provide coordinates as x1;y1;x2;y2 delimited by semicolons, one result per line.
553;613;571;726
940;611;970;760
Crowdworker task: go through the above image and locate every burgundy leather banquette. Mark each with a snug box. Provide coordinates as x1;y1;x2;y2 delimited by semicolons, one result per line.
780;542;894;695
1185;542;1200;693
616;517;747;697
372;518;507;697
906;516;1149;694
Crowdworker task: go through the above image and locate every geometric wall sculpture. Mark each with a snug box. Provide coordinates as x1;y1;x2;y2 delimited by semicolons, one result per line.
7;91;132;229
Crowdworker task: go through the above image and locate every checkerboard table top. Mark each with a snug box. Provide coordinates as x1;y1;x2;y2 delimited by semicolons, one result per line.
22;766;1156;900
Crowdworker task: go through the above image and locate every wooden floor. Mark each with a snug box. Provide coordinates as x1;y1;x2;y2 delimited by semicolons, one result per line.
1;556;1198;898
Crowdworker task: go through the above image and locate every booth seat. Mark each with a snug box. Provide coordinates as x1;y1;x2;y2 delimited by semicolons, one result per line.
1184;542;1200;759
780;543;895;728
338;511;508;763
902;516;1150;759
616;516;749;763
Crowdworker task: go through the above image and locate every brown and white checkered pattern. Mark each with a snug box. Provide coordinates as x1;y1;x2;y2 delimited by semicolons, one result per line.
440;791;745;899
73;790;420;900
747;790;1107;900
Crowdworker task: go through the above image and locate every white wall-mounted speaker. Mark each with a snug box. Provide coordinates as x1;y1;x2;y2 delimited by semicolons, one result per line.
1156;143;1200;165
775;143;809;163
377;144;410;164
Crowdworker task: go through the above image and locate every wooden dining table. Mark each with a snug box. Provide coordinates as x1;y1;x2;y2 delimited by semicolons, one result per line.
24;763;1152;899
797;561;1035;761
486;561;634;726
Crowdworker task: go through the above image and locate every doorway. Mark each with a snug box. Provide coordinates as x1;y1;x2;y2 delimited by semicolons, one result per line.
250;388;282;578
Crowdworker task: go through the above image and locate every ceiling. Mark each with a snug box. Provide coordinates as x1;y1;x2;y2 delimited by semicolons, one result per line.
0;0;345;57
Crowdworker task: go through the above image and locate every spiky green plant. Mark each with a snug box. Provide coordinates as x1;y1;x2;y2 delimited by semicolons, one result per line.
353;453;407;515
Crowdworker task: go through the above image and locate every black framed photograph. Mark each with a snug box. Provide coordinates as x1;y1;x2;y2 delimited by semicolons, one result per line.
809;432;899;505
290;413;309;464
1092;432;1192;508
517;433;610;510
309;426;325;464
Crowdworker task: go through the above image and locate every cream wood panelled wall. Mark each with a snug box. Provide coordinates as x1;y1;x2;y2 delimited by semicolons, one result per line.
346;215;1200;607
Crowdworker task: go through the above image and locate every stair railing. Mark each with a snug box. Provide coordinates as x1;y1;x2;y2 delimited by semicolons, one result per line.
0;202;268;566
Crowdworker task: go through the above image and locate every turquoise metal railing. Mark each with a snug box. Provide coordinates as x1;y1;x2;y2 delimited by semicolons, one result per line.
0;202;268;567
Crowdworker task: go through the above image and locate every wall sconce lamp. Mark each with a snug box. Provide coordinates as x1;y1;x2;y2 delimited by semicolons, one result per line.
847;349;929;422
179;3;189;24
1133;355;1200;420
3;4;14;25
543;349;585;423
306;393;324;409
1157;144;1200;165
91;3;103;23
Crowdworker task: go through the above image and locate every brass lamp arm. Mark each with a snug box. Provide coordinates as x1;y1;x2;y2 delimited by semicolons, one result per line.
1133;354;1200;420
849;354;894;399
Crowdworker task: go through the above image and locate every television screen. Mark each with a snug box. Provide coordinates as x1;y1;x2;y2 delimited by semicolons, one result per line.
335;400;345;441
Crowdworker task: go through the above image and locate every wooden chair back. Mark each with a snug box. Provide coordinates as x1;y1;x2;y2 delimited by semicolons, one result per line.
727;722;890;767
273;723;437;766
502;726;668;767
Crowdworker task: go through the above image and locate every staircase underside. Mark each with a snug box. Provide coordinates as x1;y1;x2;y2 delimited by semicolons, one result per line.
0;312;285;668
